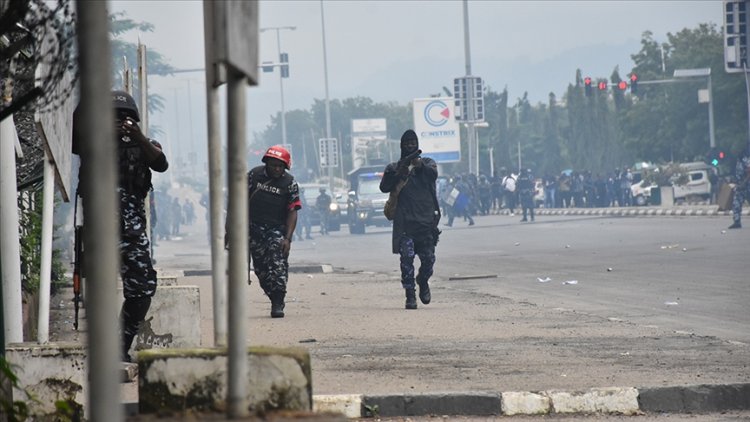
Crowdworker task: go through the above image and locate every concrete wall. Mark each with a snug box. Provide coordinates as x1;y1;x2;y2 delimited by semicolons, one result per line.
118;285;201;356
4;343;86;419
138;346;312;414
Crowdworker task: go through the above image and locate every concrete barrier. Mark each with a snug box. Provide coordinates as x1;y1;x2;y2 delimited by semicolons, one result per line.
138;346;312;415
4;343;86;419
118;285;201;357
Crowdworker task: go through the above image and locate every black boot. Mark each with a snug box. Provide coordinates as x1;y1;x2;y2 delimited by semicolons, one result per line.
729;221;742;229
270;291;285;318
120;296;152;362
417;280;431;305
405;288;417;310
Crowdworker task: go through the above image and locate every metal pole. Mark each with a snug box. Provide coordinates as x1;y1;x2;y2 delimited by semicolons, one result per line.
320;0;334;192
462;0;476;175
75;1;122;420
276;30;287;146
744;63;750;149
37;152;54;343
202;1;227;347
518;140;522;172
708;73;715;148
0;80;23;345
260;26;294;146
187;79;196;168
226;69;249;418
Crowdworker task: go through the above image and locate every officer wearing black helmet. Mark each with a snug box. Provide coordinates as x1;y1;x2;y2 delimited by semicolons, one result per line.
73;90;168;362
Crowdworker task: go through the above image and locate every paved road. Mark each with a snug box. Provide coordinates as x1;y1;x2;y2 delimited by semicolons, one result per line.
286;213;750;344
150;211;749;399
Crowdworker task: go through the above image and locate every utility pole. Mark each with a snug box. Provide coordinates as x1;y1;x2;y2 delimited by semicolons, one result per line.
260;26;295;146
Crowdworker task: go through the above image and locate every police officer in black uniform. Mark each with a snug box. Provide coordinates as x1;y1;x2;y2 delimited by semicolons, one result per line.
247;145;301;317
73;91;168;361
517;168;535;222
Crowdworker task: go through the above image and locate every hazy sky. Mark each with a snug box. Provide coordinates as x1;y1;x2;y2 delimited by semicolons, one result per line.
109;0;722;165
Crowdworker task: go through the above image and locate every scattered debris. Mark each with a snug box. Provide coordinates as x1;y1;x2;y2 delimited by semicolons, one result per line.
562;280;578;285
299;338;317;343
664;301;679;306
606;267;613;272
537;277;552;283
514;242;520;246
660;244;680;249
565;244;571;248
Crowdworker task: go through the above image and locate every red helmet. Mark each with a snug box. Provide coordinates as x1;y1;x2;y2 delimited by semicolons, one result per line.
262;145;292;169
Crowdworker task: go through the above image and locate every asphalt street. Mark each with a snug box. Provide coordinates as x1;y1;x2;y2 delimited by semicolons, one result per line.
152;209;749;396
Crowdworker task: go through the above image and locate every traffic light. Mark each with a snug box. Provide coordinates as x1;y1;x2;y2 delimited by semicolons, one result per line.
584;77;592;97
280;53;289;78
629;73;638;94
617;81;628;91
597;80;608;91
705;147;727;166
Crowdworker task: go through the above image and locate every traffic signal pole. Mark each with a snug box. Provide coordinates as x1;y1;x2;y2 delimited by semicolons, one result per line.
637;71;716;149
462;0;478;175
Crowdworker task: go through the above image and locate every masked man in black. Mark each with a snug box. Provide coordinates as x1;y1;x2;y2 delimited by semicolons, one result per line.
380;130;441;309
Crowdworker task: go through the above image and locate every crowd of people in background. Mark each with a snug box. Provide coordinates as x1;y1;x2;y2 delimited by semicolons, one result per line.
152;189;196;242
437;166;703;223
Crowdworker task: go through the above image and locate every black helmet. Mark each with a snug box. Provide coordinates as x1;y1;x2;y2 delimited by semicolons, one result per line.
112;90;140;122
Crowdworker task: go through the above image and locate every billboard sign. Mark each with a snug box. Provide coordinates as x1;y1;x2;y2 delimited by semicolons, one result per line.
351;118;387;168
412;97;460;163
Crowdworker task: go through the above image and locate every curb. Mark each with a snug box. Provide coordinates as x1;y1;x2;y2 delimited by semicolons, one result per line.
312;383;750;418
510;206;748;218
174;264;334;278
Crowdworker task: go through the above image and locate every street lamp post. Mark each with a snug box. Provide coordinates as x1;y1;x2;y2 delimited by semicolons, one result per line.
260;26;296;146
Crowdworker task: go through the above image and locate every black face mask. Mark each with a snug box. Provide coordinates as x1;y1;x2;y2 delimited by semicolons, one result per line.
400;139;419;158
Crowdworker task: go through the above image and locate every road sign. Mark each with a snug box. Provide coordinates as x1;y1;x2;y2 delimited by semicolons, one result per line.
453;76;484;122
319;138;339;168
412;97;460;163
724;0;749;73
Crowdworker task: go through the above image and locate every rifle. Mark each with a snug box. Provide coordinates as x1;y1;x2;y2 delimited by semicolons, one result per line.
72;191;83;330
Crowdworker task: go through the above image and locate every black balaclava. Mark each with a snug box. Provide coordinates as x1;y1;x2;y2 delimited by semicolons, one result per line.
400;129;419;159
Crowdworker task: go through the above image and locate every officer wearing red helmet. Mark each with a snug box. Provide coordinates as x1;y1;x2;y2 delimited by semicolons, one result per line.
247;145;301;317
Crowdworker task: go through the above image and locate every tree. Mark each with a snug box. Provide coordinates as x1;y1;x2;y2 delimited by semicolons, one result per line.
626;24;747;166
109;11;175;127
